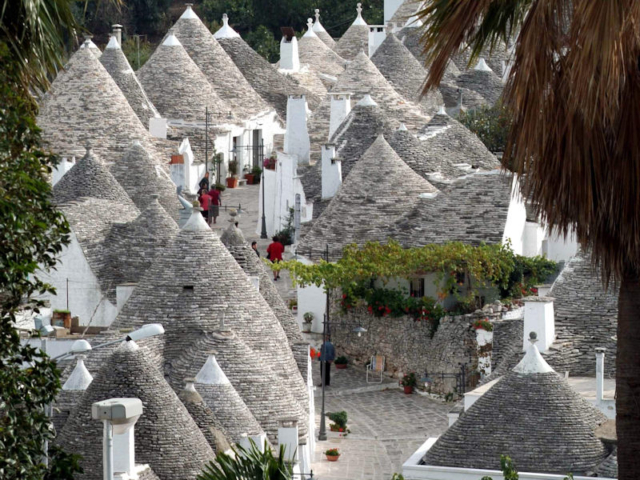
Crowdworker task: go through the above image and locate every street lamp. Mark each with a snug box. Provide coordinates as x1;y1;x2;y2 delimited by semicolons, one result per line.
260;165;268;239
317;316;366;441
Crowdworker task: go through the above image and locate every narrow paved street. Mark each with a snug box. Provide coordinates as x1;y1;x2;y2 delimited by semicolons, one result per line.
223;183;451;479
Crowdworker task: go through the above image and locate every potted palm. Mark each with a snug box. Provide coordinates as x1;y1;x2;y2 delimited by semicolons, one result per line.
335;356;348;370
226;160;239;188
400;372;417;394
302;312;313;333
324;448;340;462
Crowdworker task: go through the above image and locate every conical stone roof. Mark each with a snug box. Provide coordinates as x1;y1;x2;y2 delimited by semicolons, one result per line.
53;148;137;208
215;17;319;119
111;210;308;416
178;379;232;453
80;38;101;58
302;99;400;204
38;45;164;162
307;51;428;159
298;136;437;259
100;36;160;125
100;197;179;301
397;27;460;82
137;34;228;122
110;141;181;221
452;41;512;78
171;330;307;442
195;352;264;443
438;81;488;112
299;20;346;81
389;0;423;27
423;337;609;475
334;4;369;61
455;60;505;105
371;33;442;116
391;171;513;248
313;10;336;49
386;126;463;179
545;252;618;378
220;222;304;346
57;341;215;480
168;6;271;121
418;112;501;170
53;355;92;434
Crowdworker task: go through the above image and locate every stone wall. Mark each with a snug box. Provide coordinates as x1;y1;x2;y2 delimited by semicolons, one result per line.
331;302;505;394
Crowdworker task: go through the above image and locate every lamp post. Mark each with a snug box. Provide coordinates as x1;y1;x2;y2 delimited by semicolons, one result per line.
260;166;268;239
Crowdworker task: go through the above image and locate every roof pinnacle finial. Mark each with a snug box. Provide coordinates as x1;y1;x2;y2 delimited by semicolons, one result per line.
528;331;539;345
307;18;314;30
357;2;363;16
315;8;320;21
222;13;229;26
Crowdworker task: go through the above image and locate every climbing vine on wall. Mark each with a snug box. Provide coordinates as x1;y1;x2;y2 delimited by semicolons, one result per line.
270;240;557;304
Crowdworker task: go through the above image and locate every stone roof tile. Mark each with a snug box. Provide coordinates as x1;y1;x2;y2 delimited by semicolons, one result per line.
312;10;337;49
216;29;320;120
138;35;228;122
168;6;272;121
38;45;165;163
391;171;511;248
100;36;160;124
371;33;442;116
455;61;505;105
307;51;429;160
334;4;369;61
299;23;346;81
58;341;216;480
298;136;437;259
110;141;182;221
424;340;608;475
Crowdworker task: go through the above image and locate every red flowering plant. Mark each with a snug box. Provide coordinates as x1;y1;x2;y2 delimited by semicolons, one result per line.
327;411;350;436
263;156;277;170
472;318;493;332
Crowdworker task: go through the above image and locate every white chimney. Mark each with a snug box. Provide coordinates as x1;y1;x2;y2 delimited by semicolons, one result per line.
277;418;299;463
280;33;300;72
329;93;352;139
112;24;123;46
321;144;341;200
368;25;386;57
116;283;137;313
92;398;143;480
284;95;310;165
596;347;606;403
239;432;267;454
523;296;555;353
149;117;168;139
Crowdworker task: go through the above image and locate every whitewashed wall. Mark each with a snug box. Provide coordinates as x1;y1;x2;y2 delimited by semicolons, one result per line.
36;233;117;327
296;256;327;333
502;177;527;255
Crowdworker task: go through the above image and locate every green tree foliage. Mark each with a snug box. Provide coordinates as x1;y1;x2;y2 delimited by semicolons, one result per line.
245;25;280;63
74;0;170;38
122;36;154;70
457;101;512;154
197;440;292;480
0;40;78;478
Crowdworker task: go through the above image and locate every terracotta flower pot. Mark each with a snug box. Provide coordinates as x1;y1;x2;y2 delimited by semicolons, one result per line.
245;173;255;184
335;364;347;370
226;177;238;188
403;385;414;394
326;455;340;462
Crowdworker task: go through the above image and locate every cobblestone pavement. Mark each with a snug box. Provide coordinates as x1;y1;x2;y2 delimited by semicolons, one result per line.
312;389;450;480
221;184;451;480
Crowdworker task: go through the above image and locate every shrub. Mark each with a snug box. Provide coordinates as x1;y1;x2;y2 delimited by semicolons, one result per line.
400;372;418;387
472;319;493;331
457;101;512;154
335;356;348;365
327;411;348;429
324;448;340;457
303;312;314;323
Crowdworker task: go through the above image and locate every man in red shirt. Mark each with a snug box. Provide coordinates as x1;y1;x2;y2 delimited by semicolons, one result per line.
266;236;284;281
208;186;222;224
198;188;212;224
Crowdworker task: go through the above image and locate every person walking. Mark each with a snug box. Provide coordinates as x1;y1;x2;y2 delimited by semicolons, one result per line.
198;188;212;224
199;172;210;191
318;338;336;387
266;236;284;281
251;241;260;257
208;185;222;224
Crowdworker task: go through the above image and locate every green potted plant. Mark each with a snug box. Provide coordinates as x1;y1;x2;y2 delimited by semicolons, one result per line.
52;309;71;329
400;372;417;394
335;356;348;370
214;182;226;192
324;448;340;462
227;160;239;188
328;411;350;436
302;312;313;333
252;165;263;183
288;298;298;313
